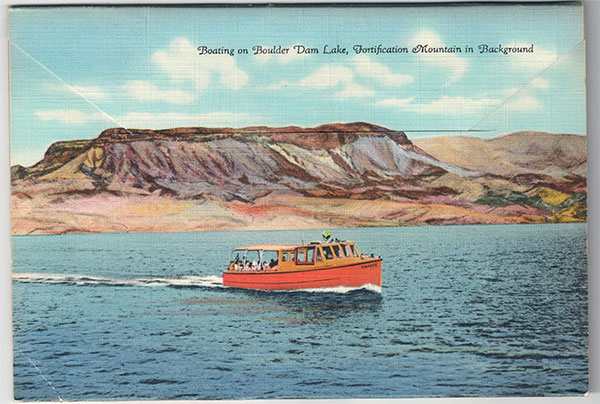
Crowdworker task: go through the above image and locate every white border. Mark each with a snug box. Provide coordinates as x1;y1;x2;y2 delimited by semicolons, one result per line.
2;1;598;404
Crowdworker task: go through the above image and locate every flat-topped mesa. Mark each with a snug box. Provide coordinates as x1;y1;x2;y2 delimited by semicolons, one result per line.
268;122;411;150
95;122;412;149
11;122;421;184
97;127;237;142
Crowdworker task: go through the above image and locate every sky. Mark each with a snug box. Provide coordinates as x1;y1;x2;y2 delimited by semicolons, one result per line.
8;4;586;166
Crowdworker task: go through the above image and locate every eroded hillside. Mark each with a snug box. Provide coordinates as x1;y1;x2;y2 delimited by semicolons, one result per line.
11;123;587;234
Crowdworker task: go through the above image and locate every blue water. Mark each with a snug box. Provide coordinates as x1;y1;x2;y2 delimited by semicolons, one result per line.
12;223;588;400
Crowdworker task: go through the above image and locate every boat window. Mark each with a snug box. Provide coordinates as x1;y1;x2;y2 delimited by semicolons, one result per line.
307;247;315;262
282;251;295;262
262;250;278;271
343;244;352;257
316;248;323;261
350;244;359;257
245;250;260;271
296;247;315;265
331;244;342;257
322;246;334;260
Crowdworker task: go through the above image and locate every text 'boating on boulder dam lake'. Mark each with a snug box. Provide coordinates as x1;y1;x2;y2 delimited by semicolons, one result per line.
196;43;537;56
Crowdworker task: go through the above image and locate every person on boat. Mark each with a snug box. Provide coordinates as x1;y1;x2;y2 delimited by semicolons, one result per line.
244;260;251;271
269;258;279;271
235;260;243;271
229;261;235;271
262;261;271;271
251;261;259;271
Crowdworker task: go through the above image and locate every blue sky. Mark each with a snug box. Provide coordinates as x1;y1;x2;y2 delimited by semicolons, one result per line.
9;4;585;166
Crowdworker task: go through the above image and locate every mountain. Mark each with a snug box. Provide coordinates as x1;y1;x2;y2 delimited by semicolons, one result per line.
413;132;587;178
11;123;587;234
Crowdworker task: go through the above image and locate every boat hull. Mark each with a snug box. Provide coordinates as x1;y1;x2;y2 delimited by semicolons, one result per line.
222;259;382;291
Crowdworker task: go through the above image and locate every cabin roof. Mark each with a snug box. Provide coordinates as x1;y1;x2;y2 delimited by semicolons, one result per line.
233;241;353;251
233;244;300;251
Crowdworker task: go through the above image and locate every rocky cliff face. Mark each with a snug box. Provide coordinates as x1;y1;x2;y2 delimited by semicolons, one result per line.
16;123;455;201
11;123;587;234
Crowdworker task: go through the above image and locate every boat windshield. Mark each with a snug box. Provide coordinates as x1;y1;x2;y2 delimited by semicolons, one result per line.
229;248;280;271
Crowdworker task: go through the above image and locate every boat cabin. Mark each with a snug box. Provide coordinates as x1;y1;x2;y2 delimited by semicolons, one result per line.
228;241;363;272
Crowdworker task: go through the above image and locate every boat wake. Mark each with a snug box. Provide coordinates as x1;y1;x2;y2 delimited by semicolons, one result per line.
12;273;381;294
12;273;224;289
274;284;382;295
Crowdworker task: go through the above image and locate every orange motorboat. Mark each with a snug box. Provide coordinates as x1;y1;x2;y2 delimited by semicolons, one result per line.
222;237;382;291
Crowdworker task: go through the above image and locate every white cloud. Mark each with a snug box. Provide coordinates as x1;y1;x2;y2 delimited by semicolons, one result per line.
500;87;521;98
121;80;196;104
270;64;377;101
376;95;501;115
35;109;262;129
530;77;550;90
493;78;548;100
269;57;410;97
269;65;354;90
352;54;413;86
152;37;249;90
374;98;415;108
70;85;108;101
507;43;557;71
409;29;468;84
505;95;541;112
35;110;106;125
297;65;354;89
334;83;375;100
43;83;108;101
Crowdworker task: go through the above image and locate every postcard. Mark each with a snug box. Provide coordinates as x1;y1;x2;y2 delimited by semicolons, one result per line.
9;3;587;401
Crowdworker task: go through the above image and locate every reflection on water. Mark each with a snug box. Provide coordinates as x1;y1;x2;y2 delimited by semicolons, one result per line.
174;288;383;325
236;288;383;324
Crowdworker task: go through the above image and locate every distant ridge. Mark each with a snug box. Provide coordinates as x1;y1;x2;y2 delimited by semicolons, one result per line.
413;131;586;178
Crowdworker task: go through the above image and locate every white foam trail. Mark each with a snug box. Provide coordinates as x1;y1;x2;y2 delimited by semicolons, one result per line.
12;273;224;288
12;274;380;294
274;283;382;294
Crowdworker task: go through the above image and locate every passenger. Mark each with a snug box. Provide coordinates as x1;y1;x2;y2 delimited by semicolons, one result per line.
263;262;271;271
229;261;235;271
251;261;258;271
236;260;243;271
244;261;251;271
270;259;279;271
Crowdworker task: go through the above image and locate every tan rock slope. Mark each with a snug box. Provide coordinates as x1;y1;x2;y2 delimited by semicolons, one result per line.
413;132;587;178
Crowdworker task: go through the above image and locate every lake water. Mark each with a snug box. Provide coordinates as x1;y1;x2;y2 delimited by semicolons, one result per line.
12;223;588;400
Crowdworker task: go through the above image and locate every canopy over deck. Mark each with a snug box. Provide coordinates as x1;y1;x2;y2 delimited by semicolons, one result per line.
233;244;300;251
